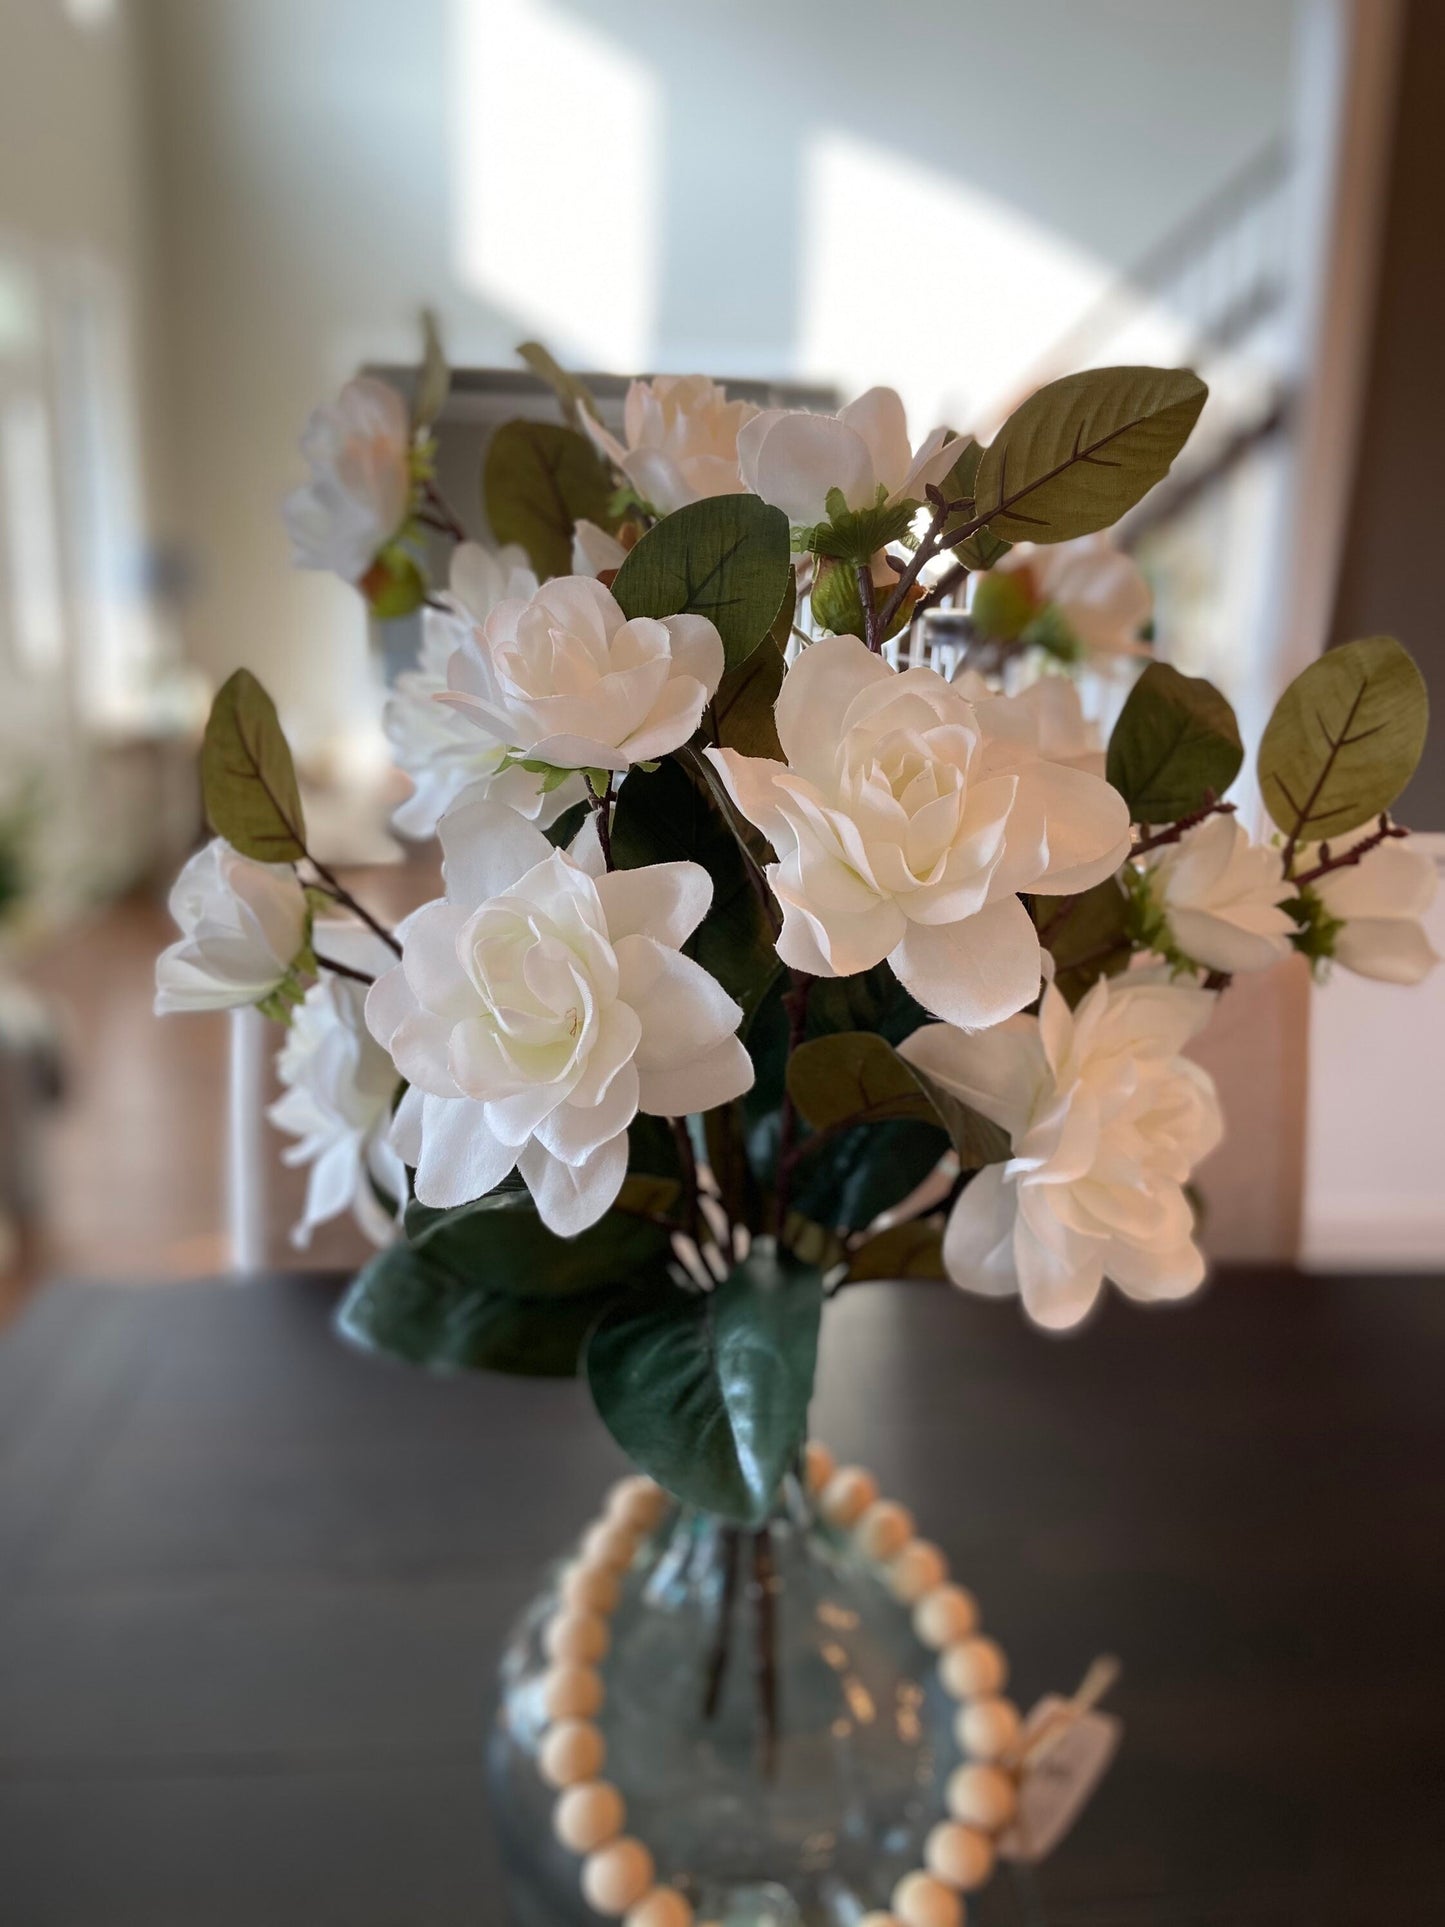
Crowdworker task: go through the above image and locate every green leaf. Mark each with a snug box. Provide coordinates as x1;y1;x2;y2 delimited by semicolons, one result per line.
611;756;782;1023
974;366;1207;544
845;1218;948;1283
201;669;306;861
611;494;793;670
712;637;785;759
414;309;450;431
362;545;428;619
794;490;921;567
337;1241;616;1378
767;567;798;652
789;1030;1009;1174
587;1244;824;1524
517;340;599;432
542;799;590;849
1038;877;1134;1007
953;526;1011;573
1258;636;1428;845
483;419;616;578
403;1180;675;1301
1106;661;1243;824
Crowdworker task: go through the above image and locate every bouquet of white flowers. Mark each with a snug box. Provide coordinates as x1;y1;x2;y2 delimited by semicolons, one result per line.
157;324;1435;1530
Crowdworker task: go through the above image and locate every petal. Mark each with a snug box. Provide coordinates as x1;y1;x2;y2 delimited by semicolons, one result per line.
615;936;743;1068
774;632;890;772
389;1083;425;1164
533;1061;640;1165
891;897;1042;1029
704;746;794;850
1169;907;1289;975
941;1164;1020;1297
898;1019;1043;1141
1004;762;1131;898
1317;839;1437;921
749;413;875;524
636;1035;754;1115
595;860;713;948
518;1132;628;1235
412;1093;517;1207
838;386;913;494
1014;1211;1105;1331
439;796;552;911
1104;1225;1207;1304
660;613;725;697
1333;916;1440;984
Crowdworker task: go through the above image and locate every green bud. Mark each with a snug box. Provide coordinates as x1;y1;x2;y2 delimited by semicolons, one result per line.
970;567;1038;644
1284;886;1344;973
361;545;428;619
811;556;918;641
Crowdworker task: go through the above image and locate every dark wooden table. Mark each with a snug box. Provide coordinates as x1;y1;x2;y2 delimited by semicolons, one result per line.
1;1270;1442;1925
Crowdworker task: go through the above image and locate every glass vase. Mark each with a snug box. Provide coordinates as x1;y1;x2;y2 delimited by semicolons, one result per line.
489;1479;973;1925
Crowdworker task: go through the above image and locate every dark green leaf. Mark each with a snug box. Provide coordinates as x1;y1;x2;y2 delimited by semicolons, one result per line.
542;799;590;849
483;420;616;578
952;526;1012;573
587;1244;823;1524
1038;878;1134;1007
201;669;306;861
1258;636;1428;844
712;637;785;760
1106;661;1243;823
797;1120;948;1233
404;1181;674;1300
974;366;1207;544
845;1218;948;1283
612;495;793;669
788;1030;938;1131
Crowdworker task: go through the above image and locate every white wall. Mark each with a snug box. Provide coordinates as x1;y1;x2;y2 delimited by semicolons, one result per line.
139;0;1297;757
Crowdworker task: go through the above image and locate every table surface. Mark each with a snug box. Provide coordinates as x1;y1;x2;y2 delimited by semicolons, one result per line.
1;1269;1442;1926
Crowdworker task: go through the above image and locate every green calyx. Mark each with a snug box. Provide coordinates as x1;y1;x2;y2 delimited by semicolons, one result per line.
361;542;427;619
1021;601;1084;664
494;751;593;796
810;556;914;642
1121;862;1199;979
794;486;921;567
1284;886;1344;974
256;916;318;1024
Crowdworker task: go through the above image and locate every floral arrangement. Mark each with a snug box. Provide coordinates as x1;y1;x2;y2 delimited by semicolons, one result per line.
155;327;1435;1527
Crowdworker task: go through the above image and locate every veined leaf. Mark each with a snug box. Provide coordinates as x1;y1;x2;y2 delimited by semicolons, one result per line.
1258;636;1428;845
201;669;306;862
974;366;1206;544
1038;877;1134;1007
611;494;792;670
587;1244;823;1524
789;1030;1009;1172
712;636;785;760
483;419;616;578
517;340;599;431
1106;661;1243;823
403;1179;675;1300
845;1219;948;1283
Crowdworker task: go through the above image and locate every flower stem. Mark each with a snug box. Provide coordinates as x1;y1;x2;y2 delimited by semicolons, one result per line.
1131;796;1235;854
306;863;402;958
1289;813;1406;887
590;780;616;870
422;481;467;544
313;952;375;987
701;1525;742;1722
856;563;882;653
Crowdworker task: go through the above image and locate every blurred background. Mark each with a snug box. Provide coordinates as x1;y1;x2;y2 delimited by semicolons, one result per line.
0;0;1440;1314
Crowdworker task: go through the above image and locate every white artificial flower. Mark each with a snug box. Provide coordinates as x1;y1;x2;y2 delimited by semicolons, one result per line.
1303;830;1440;984
1136;814;1294;976
268;924;405;1248
382;541;585;838
956;671;1106;779
155;839;309;1015
585;375;759;514
571;519;628;577
440;575;724;774
281;376;413;582
365;796;753;1235
901;973;1223;1331
737;386;958;532
705;633;1131;1029
988;533;1152;658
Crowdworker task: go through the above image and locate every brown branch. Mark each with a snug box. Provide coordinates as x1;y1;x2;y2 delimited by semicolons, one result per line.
306;865;402;958
669;1113;702;1248
313;951;376;988
701;1525;742;1722
1290;813;1407;888
856;563;882;652
1131;796;1235;854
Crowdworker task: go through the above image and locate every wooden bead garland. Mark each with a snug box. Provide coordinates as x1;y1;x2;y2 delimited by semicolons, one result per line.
534;1456;1027;1922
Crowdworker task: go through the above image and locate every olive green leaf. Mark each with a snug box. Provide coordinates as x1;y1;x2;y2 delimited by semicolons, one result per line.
788;1030;1009;1170
517;339;599;432
712;637;786;759
201;669;306;862
845;1218;948;1283
587;1243;824;1524
973;366;1207;544
1036;877;1134;1007
483;419;617;578
414;309;450;431
1106;661;1243;823
1258;636;1428;846
611;494;793;670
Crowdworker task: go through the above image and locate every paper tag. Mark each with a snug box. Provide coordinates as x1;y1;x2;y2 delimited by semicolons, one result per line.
995;1695;1122;1864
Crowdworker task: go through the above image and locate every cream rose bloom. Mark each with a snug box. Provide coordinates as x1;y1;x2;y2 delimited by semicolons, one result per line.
901;973;1223;1330
705;634;1131;1029
987;533;1152;659
1304;830;1440;984
268;924;405;1249
955;671;1106;779
440;575;724;774
382;542;585;838
154;839;309;1015
1136;814;1294;976
585;375;759;514
738;386;958;531
281;376;412;583
365;797;753;1235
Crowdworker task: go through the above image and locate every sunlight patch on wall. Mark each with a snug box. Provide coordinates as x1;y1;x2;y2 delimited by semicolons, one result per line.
449;0;658;373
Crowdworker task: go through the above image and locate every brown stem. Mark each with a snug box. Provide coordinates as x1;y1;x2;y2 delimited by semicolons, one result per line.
856;563;882;652
875;490;976;635
1131;796;1235;854
701;1525;742;1721
771;972;813;1239
1290;813;1407;888
422;481;466;543
751;1528;779;1780
307;864;402;958
313;952;375;987
589;782;615;870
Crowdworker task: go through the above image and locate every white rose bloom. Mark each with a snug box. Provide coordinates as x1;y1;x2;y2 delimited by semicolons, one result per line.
990;533;1152;658
365;797;753;1235
585;375;759;514
737;386;958;532
571;518;628;577
281;376;412;582
956;671;1106;779
155;839;309;1015
901;974;1223;1331
1137;814;1294;976
268;925;405;1248
382;542;585;838
440;575;724;773
1304;830;1440;984
705;634;1131;1029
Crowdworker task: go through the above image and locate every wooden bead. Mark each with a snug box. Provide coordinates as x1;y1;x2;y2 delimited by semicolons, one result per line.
820;1466;879;1528
553;1779;625;1854
541;1662;604;1722
855;1500;915;1563
925;1820;996;1891
891;1870;963;1927
625;1888;694;1927
539;1718;606;1789
544;1610;611;1665
887;1540;949;1604
561;1562;622;1616
581;1520;640;1571
955;1696;1022;1762
938;1635;1008;1701
581;1838;655;1915
607;1476;668;1534
804;1439;836;1494
946;1763;1017;1832
913;1584;980;1651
